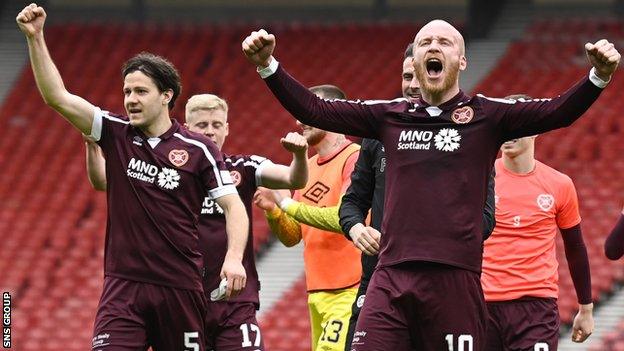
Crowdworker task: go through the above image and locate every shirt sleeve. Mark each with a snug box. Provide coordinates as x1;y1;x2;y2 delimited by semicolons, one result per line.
282;200;343;234
483;72;604;141
561;224;592;304
339;140;375;235
91;107;129;154
556;176;582;230
265;207;303;247
199;142;237;200
482;168;496;241
605;212;624;260
244;155;272;188
262;63;394;139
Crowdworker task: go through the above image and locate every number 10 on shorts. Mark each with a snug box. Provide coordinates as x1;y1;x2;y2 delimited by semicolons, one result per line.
445;334;473;351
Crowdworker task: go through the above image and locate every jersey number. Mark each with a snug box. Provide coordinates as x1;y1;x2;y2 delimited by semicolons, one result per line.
513;215;521;227
535;343;549;351
320;320;344;343
445;334;473;351
240;323;262;347
184;332;199;351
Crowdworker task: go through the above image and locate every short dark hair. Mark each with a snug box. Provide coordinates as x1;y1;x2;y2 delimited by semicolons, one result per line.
504;94;532;101
122;52;182;110
309;84;346;100
404;43;414;59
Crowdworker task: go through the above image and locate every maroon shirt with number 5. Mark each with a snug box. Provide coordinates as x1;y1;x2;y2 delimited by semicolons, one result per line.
92;108;237;291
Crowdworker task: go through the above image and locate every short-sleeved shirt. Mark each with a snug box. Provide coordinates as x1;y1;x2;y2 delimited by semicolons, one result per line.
91;108;236;291
481;159;581;301
200;154;272;306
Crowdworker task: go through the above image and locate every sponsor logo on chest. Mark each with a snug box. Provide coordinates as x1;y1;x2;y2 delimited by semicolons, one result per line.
397;128;462;152
126;158;181;190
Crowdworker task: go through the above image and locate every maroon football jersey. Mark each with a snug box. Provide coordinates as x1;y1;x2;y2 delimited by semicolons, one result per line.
263;64;604;273
200;154;271;306
92;108;236;291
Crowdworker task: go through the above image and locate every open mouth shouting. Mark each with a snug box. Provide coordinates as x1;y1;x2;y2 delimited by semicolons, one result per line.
426;58;444;80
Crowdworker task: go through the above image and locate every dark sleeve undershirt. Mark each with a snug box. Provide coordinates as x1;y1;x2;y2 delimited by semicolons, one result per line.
605;213;624;261
561;224;592;304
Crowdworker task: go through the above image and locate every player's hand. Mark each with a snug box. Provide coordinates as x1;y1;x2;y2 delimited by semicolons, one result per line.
571;303;594;343
220;256;246;299
585;39;620;82
349;223;381;256
242;29;276;68
253;187;277;211
280;132;308;156
16;3;47;38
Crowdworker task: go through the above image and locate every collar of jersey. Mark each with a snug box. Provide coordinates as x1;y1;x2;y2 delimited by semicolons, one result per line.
414;90;469;112
134;118;181;140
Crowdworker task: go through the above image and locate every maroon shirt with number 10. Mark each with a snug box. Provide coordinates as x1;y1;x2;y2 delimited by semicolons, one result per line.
262;63;604;273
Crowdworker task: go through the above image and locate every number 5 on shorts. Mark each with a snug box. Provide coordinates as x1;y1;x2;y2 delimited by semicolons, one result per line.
184;331;199;351
445;334;473;351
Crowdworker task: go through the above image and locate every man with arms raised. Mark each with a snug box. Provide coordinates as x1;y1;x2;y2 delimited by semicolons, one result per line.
482;96;593;350
17;4;247;350
242;20;619;350
84;93;309;351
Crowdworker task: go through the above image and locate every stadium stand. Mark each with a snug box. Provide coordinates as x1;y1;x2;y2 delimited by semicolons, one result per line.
1;10;624;349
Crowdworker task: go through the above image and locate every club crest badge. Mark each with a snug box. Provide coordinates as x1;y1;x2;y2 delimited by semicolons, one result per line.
168;149;189;167
451;106;474;124
230;170;242;186
537;194;554;211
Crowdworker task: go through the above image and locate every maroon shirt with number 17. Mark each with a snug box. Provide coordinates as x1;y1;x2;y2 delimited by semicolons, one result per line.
92;108;237;291
262;62;605;273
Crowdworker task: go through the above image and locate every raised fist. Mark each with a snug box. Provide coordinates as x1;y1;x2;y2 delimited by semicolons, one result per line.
16;3;47;38
242;29;276;68
585;39;620;82
280;132;308;155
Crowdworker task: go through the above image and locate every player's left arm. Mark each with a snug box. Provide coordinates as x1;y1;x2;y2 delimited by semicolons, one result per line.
215;193;249;299
558;178;593;343
494;40;620;140
604;210;624;260
258;132;309;189
481;169;496;241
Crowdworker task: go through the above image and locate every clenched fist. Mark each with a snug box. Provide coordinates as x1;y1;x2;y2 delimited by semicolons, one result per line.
16;3;46;38
242;29;276;68
585;39;620;82
281;132;308;155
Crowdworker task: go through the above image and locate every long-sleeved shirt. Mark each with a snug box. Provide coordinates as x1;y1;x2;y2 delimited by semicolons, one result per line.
339;139;496;240
259;60;606;273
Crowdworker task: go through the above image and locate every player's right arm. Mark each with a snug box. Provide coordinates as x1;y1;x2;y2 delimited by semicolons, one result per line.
257;132;309;190
83;135;107;191
254;188;302;247
242;30;388;139
214;193;249;299
605;209;624;260
17;4;95;135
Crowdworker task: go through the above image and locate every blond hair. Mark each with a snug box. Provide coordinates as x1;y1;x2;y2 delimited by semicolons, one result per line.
185;94;229;122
